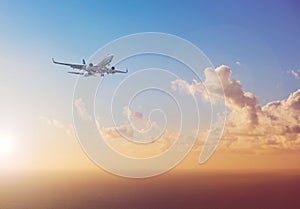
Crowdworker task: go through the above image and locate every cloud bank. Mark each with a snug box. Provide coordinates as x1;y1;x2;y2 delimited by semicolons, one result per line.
172;65;300;152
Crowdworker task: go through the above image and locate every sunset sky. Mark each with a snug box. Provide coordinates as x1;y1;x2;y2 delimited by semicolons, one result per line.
1;0;300;174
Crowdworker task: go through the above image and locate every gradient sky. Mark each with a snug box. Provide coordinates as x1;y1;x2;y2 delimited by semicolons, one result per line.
0;0;300;172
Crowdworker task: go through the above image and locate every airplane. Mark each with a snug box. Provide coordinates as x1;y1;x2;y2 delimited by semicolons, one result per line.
52;54;128;77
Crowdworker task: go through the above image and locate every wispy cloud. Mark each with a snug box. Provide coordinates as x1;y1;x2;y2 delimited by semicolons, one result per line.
99;124;179;157
74;98;92;121
100;125;134;139
40;116;64;129
123;106;145;121
288;67;300;80
39;116;75;137
123;106;151;132
290;69;300;80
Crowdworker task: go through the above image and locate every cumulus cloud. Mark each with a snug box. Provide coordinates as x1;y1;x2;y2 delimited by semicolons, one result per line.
172;65;260;125
220;89;300;152
262;90;300;136
235;61;241;66
172;65;300;152
215;66;258;113
171;79;205;96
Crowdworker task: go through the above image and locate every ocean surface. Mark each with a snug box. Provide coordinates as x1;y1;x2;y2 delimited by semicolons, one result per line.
0;170;299;209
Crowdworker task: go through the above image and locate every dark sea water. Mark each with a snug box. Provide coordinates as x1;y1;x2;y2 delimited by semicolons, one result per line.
0;170;299;209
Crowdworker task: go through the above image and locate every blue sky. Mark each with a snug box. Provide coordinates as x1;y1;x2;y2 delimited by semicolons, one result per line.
0;0;299;124
1;0;299;104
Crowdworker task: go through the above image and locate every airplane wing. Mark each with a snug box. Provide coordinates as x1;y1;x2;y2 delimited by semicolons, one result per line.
68;72;84;75
52;58;84;70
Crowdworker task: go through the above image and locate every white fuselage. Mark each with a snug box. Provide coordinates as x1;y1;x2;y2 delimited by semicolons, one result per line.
83;54;114;76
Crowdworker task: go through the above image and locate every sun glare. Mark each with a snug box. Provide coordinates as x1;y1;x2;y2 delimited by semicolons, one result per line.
0;136;14;156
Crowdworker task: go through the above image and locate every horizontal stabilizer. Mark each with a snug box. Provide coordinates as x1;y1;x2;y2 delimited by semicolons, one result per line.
113;69;128;73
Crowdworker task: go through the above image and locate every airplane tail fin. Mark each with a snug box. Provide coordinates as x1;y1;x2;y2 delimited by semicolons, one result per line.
82;59;86;65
